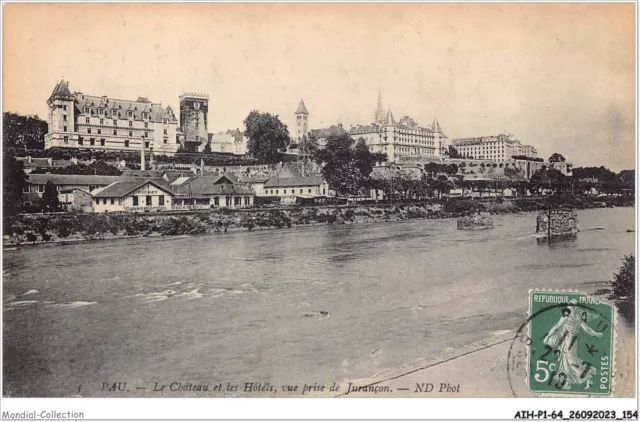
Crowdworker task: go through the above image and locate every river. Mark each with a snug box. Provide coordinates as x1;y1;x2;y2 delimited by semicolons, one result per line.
2;207;635;397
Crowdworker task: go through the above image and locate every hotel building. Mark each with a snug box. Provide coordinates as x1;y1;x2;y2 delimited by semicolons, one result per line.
348;92;447;162
451;134;538;161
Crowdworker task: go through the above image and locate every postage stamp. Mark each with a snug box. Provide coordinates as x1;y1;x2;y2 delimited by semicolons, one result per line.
527;290;615;396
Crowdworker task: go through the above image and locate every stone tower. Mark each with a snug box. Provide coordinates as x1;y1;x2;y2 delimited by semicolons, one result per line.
295;99;309;142
179;93;209;152
45;79;78;149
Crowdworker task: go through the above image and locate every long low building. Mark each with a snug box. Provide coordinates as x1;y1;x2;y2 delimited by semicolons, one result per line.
24;174;123;196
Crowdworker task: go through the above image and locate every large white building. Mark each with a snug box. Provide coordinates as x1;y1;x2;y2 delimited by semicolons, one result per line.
451;134;538;161
209;130;248;155
348;92;447;162
45;80;180;154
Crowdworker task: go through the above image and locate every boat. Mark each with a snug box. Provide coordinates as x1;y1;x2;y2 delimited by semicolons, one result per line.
457;212;494;230
536;208;578;240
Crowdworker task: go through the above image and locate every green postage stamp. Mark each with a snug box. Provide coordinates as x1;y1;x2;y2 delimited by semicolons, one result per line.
527;290;615;395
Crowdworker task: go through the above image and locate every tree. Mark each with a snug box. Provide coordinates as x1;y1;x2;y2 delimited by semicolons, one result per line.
3;112;48;150
444;145;462;159
3;153;29;216
548;153;566;163
42;181;60;212
298;133;318;158
315;135;361;196
612;255;634;299
244;110;290;164
353;138;377;180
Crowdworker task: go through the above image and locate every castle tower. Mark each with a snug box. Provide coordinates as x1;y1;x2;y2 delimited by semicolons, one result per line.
45;79;78;149
295;99;309;142
179;93;209;153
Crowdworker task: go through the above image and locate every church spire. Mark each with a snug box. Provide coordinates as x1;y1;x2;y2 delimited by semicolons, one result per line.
373;90;385;124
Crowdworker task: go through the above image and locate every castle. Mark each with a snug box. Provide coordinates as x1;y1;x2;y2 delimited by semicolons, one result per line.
44;80;215;155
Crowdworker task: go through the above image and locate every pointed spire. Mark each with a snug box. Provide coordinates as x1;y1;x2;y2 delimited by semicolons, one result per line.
374;91;385;124
386;106;395;126
295;99;309;115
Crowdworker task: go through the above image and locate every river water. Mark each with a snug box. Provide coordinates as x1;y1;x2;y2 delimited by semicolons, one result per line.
2;207;635;397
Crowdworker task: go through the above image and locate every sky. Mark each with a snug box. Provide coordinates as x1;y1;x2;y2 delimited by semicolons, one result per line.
3;3;636;171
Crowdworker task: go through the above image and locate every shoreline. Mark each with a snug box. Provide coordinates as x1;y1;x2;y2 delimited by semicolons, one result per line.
3;197;634;249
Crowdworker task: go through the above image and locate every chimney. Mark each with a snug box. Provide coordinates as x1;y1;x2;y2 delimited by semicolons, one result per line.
200;158;204;176
140;138;146;170
150;150;156;171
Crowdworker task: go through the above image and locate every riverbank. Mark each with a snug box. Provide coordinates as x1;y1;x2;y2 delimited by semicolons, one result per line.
3;195;634;247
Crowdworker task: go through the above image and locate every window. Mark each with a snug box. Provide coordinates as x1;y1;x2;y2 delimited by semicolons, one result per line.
94;198;99;204
145;141;150;149
163;138;168;144
163;119;168;125
63;126;68;132
159;195;165;206
144;132;148;138
87;128;92;134
78;138;83;146
113;119;117;126
144;122;148;129
284;189;287;194
63;105;68;111
244;197;250;206
308;189;311;193
129;131;133;137
214;197;219;206
195;121;199;128
193;102;200;110
90;139;95;146
110;198;115;205
97;128;102;135
323;188;326;195
112;110;117;117
234;197;241;206
143;113;148;120
124;140;130;148
103;198;107;205
146;196;152;206
163;129;167;135
300;189;303;193
118;198;122;205
113;130;117;136
100;118;104;125
270;190;273;194
38;185;45;193
276;190;279;194
23;185;30;193
133;196;138;206
84;107;90;114
129;121;133;127
63;115;69;122
127;111;133;118
100;139;105;146
98;108;103;115
63;136;69;144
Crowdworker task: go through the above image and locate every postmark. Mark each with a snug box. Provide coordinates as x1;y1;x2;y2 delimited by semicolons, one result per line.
506;290;616;397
